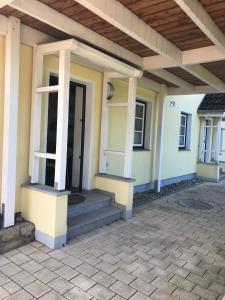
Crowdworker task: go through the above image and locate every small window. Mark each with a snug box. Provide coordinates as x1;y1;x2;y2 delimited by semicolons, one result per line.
179;113;187;149
134;101;146;148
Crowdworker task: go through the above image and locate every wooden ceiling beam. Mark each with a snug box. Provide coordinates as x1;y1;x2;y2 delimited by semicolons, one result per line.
0;0;15;8
75;0;225;92
174;0;225;53
149;69;194;91
143;46;225;70
168;85;218;95
8;0;142;67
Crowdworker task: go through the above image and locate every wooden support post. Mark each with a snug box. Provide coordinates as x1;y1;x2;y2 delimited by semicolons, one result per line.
99;73;110;173
124;77;137;178
29;49;43;183
1;17;20;227
54;49;71;190
155;85;167;193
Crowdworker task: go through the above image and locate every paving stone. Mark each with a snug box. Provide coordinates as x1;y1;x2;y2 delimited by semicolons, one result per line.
151;289;178;300
39;290;66;300
130;291;151;300
29;250;50;263
10;271;35;287
0;256;10;267
110;281;136;299
0;286;9;299
49;249;69;261
18;244;37;255
0;272;10;286
112;268;135;284
88;283;115;300
9;253;31;265
167;264;190;278
24;279;51;298
21;259;44;274
42;258;64;271
96;261;118;275
209;281;225;295
187;272;210;288
64;286;92;300
81;253;102;266
170;274;195;291
130;278;156;296
76;263;99;277
61;255;83;268
55;265;79;280
92;271;117;288
71;274;96;291
2;281;21;294
34;267;58;283
48;277;73;294
132;267;156;283
192;285;219;300
173;287;200;300
101;253;120;265
4;289;33;300
151;277;177;294
0;263;22;277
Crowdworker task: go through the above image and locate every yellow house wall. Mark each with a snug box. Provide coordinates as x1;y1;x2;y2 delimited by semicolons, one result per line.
107;79;158;185
162;94;204;180
21;187;67;237
196;163;220;181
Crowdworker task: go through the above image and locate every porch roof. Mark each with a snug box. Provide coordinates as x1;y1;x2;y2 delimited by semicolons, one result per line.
1;0;225;95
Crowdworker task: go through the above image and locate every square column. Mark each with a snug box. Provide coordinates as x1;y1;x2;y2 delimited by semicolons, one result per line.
1;17;20;227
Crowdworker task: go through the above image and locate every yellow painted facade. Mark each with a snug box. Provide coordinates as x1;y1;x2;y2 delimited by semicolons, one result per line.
162;94;204;180
21;187;67;238
196;163;220;181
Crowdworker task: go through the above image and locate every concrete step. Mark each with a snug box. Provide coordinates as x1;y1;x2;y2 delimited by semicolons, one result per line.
68;191;113;218
67;206;123;239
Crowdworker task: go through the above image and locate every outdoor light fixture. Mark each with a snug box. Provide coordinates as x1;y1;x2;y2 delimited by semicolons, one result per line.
107;82;114;100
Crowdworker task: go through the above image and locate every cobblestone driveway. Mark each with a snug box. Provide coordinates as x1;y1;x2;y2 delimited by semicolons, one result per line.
1;181;225;299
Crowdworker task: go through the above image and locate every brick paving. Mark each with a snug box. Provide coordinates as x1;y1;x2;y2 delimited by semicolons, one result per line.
0;181;225;299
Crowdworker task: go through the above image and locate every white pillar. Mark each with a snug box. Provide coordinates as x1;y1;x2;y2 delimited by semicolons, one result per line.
29;49;43;183
199;117;205;162
99;73;110;173
124;77;137;178
1;17;20;227
54;49;71;190
215;117;222;163
155;85;167;193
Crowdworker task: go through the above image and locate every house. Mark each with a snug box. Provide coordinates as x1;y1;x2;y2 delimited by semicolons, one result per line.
0;0;225;250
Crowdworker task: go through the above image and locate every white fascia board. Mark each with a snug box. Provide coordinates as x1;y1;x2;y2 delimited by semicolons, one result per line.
0;0;14;8
9;0;142;67
75;0;182;64
21;24;55;46
143;46;225;70
174;0;225;53
0;15;8;35
167;85;218;95
137;77;161;93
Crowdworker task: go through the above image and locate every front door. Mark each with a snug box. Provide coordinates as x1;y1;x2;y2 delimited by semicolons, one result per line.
45;75;86;192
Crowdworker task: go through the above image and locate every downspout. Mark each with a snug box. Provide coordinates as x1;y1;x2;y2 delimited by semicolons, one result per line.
155;84;167;192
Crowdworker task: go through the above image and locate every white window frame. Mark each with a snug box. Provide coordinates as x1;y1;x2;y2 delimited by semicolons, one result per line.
179;113;188;149
133;101;146;148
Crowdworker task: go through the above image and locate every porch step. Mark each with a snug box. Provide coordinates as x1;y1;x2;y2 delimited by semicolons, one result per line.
67;206;123;239
68;191;113;217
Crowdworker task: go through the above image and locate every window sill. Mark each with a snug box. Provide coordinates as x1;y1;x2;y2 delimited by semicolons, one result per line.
133;148;150;152
178;148;191;152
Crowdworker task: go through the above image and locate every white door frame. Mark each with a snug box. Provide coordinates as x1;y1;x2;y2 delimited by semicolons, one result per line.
42;68;94;190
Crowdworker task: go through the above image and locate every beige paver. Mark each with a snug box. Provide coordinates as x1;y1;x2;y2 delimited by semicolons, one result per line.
1;182;225;299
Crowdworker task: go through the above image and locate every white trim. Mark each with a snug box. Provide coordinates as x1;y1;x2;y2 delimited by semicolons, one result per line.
0;0;14;8
0;15;7;35
134;101;146;147
124;77;137;178
168;85;218;96
34;152;56;160
54;49;71;190
179;113;187;148
36;85;59;93
107;102;128;107
1;16;20;227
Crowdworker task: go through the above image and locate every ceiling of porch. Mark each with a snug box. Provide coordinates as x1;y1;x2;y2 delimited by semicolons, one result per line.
1;0;225;94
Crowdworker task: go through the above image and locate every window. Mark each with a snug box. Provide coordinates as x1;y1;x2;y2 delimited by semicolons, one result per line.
179;113;187;149
134;101;146;148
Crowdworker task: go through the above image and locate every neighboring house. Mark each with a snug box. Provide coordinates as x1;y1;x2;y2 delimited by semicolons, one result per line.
0;0;225;250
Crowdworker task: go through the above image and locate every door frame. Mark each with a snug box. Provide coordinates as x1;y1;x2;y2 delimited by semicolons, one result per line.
42;68;94;190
